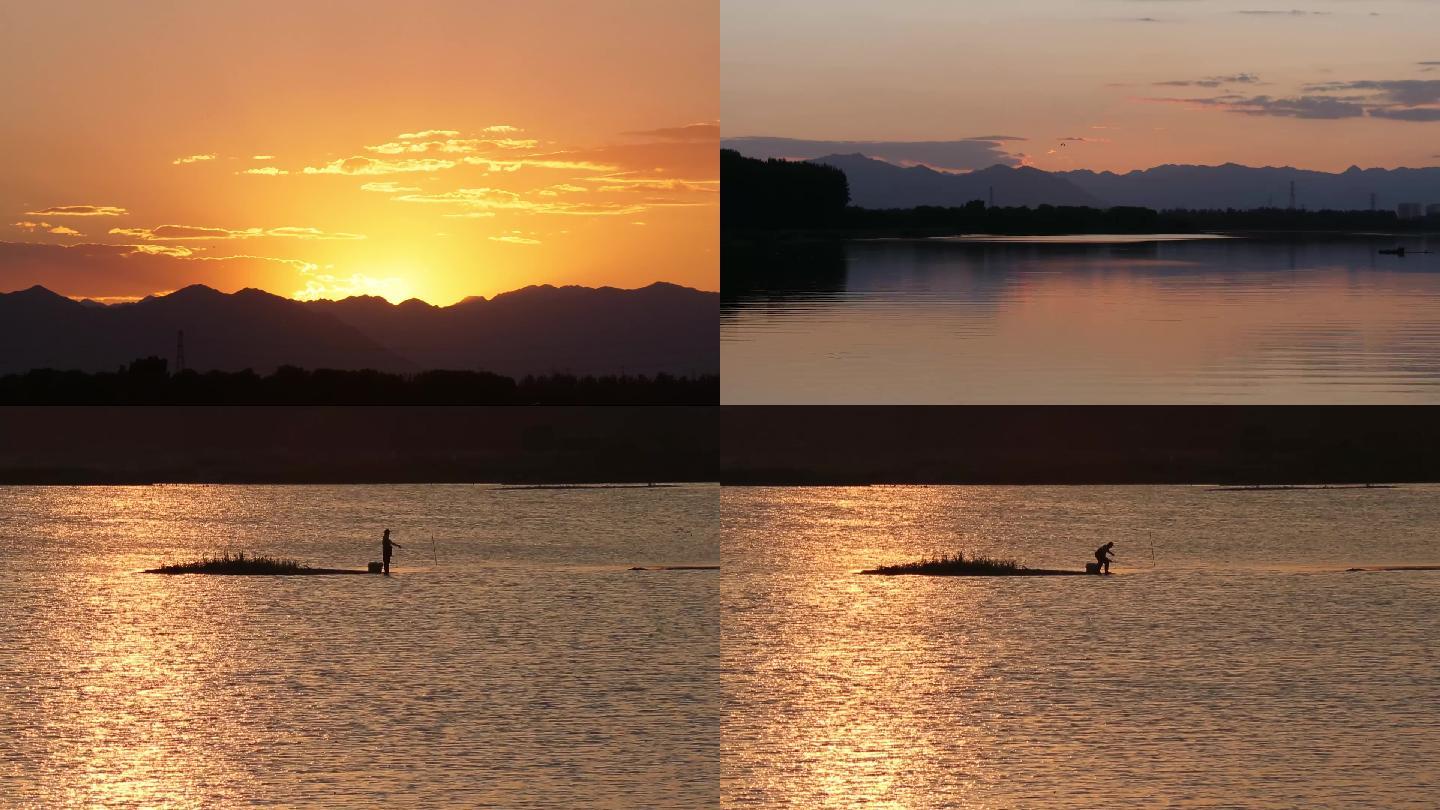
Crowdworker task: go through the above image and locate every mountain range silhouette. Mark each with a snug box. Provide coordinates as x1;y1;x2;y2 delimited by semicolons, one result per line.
801;153;1440;211
0;282;717;376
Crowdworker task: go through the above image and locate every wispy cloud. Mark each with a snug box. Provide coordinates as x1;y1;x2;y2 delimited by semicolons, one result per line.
302;156;458;175
489;233;542;245
24;205;127;217
622;122;719;141
1148;75;1440;122
394;187;644;217
1156;73;1261;88
14;221;82;236
172;154;216;165
721;136;1023;170
1144;94;1367;118
239;167;289;176
109;224;365;241
359;181;422;193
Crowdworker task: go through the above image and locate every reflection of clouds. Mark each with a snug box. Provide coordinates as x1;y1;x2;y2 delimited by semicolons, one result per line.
723;238;1440;403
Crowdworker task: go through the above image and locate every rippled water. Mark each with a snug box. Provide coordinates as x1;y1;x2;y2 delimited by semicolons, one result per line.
723;485;1440;807
0;484;718;808
721;235;1440;403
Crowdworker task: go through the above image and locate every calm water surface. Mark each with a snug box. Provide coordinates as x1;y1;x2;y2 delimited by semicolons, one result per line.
722;235;1440;403
723;485;1440;807
0;484;717;808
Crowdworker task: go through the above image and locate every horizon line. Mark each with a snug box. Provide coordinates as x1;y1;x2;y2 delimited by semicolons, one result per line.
0;278;720;308
720;141;1440;175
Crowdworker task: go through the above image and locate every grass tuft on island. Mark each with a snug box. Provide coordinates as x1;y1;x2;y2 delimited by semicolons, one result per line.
861;552;1086;577
145;551;370;576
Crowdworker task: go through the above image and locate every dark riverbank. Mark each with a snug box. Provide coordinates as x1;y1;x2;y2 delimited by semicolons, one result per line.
722;407;1440;486
0;406;717;485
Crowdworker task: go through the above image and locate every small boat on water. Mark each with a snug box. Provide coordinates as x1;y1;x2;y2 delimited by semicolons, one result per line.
1379;247;1435;256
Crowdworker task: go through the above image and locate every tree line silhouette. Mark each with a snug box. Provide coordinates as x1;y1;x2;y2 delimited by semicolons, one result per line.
0;357;718;404
721;149;1440;234
721;149;850;228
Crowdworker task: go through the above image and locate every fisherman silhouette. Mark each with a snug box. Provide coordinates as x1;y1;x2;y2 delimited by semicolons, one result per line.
1095;542;1115;575
382;529;402;575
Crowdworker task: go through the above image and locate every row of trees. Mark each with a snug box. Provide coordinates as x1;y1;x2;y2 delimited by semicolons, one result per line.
0;358;718;404
721;149;850;228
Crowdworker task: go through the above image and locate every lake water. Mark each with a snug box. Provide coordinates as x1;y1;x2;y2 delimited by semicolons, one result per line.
0;483;718;808
723;484;1440;807
721;235;1440;403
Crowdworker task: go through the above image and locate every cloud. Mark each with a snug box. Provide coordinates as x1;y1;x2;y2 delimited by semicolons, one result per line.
359;181;422;193
172;154;217;165
1156;73;1261;88
239;167;289;176
302;156;457;175
1369;107;1440;121
14;221;82;236
580;174;719;193
24;205;127;217
1237;9;1329;15
111;225;262;241
292;270;413;303
536;183;589;196
1303;79;1440;106
394;187;645;217
110;224;364;241
396;129;461;139
366;136;539;155
1143;94;1367;118
488;234;542;245
481;125;521;134
720;136;1023;170
252;155;276;160
622;122;720;141
461;156;620;172
263;227;366;240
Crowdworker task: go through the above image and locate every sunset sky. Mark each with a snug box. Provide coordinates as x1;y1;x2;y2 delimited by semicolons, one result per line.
1;1;716;304
723;0;1440;174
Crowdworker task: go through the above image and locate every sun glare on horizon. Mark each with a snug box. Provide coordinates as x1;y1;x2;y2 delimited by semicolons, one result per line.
0;1;717;305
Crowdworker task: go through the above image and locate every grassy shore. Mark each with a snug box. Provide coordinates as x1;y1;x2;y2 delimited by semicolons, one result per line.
861;552;1086;577
145;551;369;575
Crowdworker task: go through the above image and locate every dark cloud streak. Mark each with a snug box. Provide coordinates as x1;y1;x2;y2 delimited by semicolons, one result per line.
720;137;1024;170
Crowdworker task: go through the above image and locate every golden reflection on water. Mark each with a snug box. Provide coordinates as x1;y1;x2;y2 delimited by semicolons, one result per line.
723;485;1440;807
62;557;244;807
6;483;718;808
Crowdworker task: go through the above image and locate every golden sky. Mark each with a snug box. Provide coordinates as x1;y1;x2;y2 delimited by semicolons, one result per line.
1;1;717;304
723;0;1440;174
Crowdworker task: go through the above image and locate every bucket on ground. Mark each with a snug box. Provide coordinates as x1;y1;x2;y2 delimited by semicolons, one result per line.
368;561;384;573
1085;562;1101;575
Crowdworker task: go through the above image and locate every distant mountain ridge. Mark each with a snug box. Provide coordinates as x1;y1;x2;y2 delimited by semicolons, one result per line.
807;153;1103;209
727;145;1440;211
0;282;718;376
1058;163;1440;211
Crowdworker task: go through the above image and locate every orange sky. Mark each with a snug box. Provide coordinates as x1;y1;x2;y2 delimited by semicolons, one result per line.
723;0;1440;174
1;1;717;304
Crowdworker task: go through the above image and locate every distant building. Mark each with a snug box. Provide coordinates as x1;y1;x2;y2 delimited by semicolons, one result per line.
1428;203;1440;218
1398;202;1424;220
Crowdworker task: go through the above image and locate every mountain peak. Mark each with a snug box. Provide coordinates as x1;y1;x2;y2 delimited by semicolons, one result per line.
163;284;224;301
7;284;66;299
